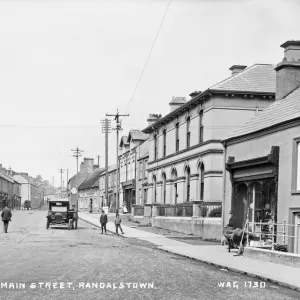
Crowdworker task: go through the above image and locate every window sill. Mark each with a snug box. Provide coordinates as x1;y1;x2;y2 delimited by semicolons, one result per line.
291;190;300;195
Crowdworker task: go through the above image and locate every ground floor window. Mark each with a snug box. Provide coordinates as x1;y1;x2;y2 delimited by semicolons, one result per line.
233;179;276;230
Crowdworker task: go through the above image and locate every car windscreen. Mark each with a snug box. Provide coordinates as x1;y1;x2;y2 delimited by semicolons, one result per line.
50;202;68;212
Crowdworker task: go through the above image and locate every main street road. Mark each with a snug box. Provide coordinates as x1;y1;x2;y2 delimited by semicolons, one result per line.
0;211;299;300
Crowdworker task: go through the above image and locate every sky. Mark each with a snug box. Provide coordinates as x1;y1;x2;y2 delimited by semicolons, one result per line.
0;0;299;187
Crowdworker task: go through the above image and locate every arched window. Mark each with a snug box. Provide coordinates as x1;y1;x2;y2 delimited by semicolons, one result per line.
199;110;204;143
186;117;191;148
175;123;179;152
163;130;167;157
185;166;191;202
162;173;166;204
171;168;178;204
199;164;204;200
153;175;157;202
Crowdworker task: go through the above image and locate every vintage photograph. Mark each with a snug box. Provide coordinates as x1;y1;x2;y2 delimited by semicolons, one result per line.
1;0;300;299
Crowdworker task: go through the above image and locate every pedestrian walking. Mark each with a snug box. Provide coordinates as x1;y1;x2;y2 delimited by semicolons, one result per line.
115;213;124;235
1;204;12;233
100;210;108;234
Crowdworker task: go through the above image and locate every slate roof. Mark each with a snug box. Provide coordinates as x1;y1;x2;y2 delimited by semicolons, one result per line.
127;130;148;142
78;168;105;190
1;172;14;183
138;151;149;161
224;86;300;141
143;64;276;134
210;64;276;93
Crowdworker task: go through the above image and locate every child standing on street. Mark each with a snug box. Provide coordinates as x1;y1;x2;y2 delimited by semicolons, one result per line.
115;213;124;235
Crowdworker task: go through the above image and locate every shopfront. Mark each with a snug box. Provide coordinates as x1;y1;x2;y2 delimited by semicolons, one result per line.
226;146;279;231
122;180;135;213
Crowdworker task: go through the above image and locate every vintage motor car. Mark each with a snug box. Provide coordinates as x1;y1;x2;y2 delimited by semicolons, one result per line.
23;200;31;210
46;199;78;230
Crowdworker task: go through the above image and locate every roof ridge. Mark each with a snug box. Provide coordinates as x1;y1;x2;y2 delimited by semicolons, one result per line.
209;64;257;90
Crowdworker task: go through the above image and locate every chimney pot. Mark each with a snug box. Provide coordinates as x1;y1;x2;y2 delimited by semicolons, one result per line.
229;65;247;76
147;114;162;126
169;96;186;112
275;40;300;100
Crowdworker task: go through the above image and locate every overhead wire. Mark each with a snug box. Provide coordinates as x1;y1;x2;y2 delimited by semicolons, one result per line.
124;0;172;114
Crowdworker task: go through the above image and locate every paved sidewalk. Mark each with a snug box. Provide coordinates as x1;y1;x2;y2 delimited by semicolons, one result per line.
79;212;300;291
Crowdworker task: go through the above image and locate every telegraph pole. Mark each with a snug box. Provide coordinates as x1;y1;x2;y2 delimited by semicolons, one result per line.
66;169;69;192
71;147;84;210
58;168;64;192
101;119;111;208
106;109;129;215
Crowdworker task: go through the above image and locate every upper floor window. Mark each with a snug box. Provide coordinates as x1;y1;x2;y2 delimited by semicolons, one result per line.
199;110;204;143
154;134;158;160
163;130;167;157
139;161;143;179
144;159;148;178
175;123;179;152
127;162;130;181
296;141;300;190
186;117;191;148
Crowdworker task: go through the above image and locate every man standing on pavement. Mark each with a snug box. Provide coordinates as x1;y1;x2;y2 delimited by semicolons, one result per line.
1;204;12;233
115;213;124;235
100;210;108;234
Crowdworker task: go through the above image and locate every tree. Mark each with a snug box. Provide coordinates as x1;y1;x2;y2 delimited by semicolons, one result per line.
35;175;43;183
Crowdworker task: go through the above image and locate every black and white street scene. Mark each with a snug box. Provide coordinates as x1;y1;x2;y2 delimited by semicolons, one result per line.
1;1;300;299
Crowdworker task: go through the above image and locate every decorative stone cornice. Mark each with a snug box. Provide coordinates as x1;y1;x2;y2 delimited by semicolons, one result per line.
190;173;199;178
148;140;223;167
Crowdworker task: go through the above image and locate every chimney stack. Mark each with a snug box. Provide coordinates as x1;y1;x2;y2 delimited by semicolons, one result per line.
275;40;300;100
147;114;162;126
83;158;94;173
189;91;201;99
229;65;247;76
169;97;186;112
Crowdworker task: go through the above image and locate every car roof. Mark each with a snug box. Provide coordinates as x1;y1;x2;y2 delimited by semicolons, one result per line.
49;199;69;202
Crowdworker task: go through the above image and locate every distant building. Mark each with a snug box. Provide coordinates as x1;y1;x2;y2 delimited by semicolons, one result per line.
67;158;96;209
78;167;105;212
13;174;41;209
118;130;148;213
99;165;117;211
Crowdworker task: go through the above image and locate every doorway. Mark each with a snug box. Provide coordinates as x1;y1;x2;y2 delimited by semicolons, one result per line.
294;213;300;254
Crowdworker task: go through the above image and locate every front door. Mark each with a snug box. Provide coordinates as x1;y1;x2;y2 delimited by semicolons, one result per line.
235;183;248;229
294;214;300;254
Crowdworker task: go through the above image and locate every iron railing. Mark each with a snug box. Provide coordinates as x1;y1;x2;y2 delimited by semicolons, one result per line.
246;220;300;253
133;206;144;216
157;204;193;217
199;201;222;218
